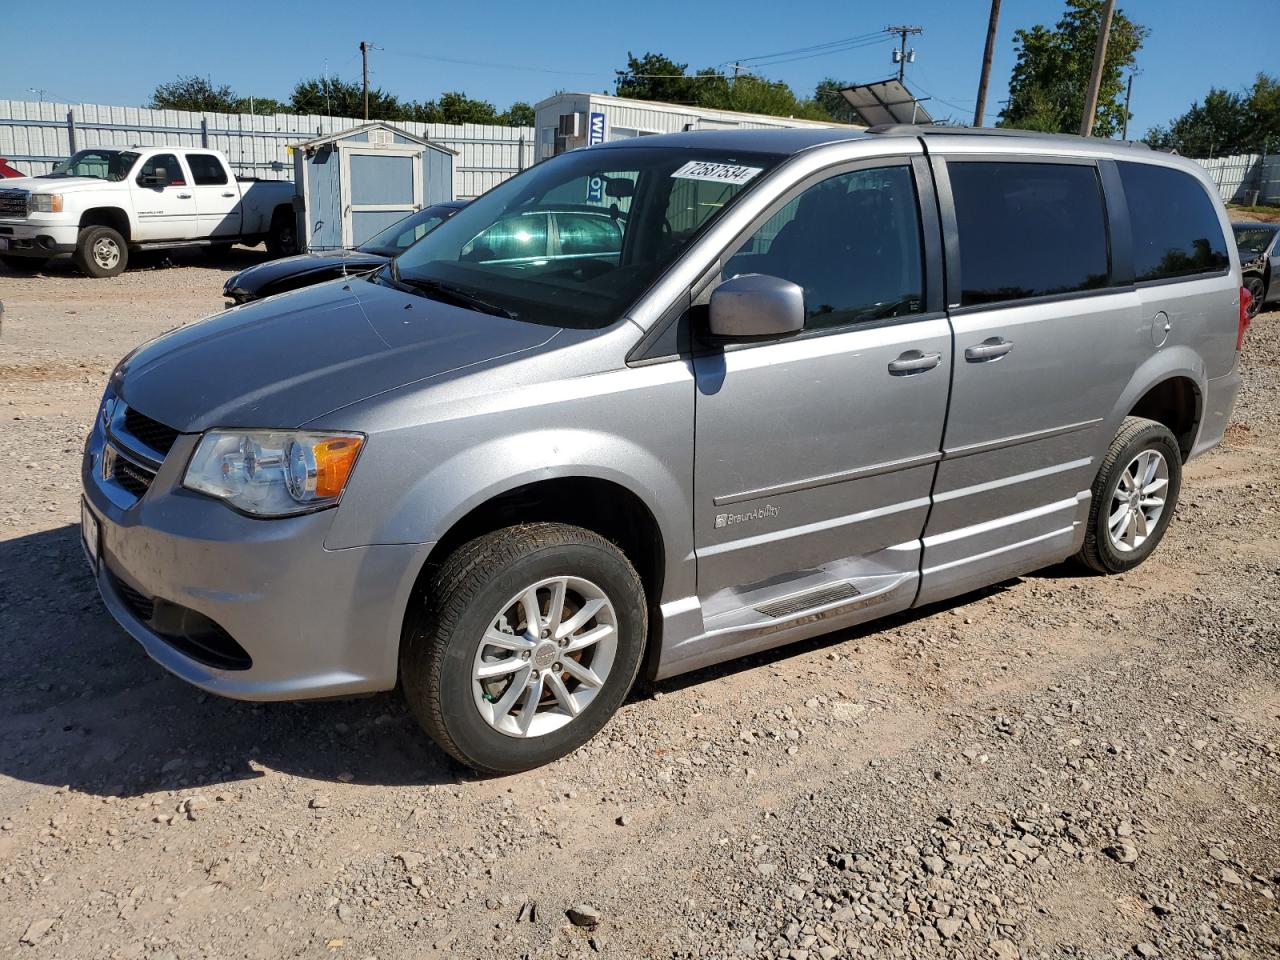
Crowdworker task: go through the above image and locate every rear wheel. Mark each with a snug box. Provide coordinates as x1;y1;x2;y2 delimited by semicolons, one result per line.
266;211;297;258
74;225;128;278
401;523;646;774
1244;274;1266;319
0;254;48;274
1075;417;1182;574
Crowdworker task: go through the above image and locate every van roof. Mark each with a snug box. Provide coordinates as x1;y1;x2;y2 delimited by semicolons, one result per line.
587;124;1161;158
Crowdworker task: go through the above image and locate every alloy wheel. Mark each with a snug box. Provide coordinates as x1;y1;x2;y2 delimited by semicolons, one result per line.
1106;448;1169;553
471;576;618;738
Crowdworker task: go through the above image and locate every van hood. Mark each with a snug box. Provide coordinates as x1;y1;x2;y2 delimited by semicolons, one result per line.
114;276;559;434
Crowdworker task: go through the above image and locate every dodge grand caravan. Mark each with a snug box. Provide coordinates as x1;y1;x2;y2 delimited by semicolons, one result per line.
82;126;1246;773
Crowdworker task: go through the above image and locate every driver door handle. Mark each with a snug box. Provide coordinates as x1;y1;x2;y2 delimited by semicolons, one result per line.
964;337;1014;362
221;191;236;198
176;192;193;199
888;350;942;375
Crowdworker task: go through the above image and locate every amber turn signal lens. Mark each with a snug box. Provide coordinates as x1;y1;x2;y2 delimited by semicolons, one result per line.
313;436;364;498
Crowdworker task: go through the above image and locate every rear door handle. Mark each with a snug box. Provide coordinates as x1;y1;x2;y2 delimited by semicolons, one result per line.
221;191;236;198
888;350;942;375
176;192;193;199
964;337;1014;362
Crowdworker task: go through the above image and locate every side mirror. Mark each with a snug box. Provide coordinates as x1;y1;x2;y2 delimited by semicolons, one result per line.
708;273;805;339
139;170;166;188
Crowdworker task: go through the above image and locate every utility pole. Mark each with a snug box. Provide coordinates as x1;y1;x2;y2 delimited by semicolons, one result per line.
1079;0;1116;138
1120;73;1135;139
360;40;370;121
973;0;1002;127
885;25;922;83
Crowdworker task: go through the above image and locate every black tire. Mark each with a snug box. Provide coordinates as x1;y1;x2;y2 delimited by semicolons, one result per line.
265;211;298;258
401;522;647;774
1075;416;1182;574
0;254;48;274
1244;274;1266;319
73;225;128;278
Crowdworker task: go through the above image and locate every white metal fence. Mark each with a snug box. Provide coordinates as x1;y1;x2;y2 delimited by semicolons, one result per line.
0;99;535;199
1194;153;1280;206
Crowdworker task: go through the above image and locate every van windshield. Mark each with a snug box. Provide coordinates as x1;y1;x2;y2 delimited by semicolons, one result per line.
385;146;785;328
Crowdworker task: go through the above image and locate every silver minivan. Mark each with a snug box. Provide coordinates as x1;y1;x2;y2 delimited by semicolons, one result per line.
82;126;1247;773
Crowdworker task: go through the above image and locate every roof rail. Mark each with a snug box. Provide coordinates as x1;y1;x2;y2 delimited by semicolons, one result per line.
865;124;1151;150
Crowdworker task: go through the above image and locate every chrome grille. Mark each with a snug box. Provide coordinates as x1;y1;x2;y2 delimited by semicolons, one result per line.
102;444;157;502
0;189;28;218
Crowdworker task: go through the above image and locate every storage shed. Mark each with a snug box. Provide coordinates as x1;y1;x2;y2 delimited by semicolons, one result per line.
292;122;457;251
534;93;855;160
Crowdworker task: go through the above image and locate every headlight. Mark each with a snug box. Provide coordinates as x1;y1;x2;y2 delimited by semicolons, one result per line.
29;194;63;213
183;430;365;517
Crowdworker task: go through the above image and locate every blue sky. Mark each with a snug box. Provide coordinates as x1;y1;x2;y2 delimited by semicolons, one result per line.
0;0;1269;136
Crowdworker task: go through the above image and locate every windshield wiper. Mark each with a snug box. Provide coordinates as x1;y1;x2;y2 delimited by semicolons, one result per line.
395;276;517;319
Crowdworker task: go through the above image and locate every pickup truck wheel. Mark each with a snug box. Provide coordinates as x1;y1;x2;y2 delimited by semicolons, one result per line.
74;225;128;278
1075;417;1182;574
266;213;298;258
401;523;647;774
0;255;49;274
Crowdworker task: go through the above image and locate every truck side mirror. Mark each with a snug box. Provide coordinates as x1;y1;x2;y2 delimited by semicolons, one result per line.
708;273;806;339
139;170;166;188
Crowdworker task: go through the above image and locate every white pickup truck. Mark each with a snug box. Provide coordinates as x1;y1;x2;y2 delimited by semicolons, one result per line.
0;147;296;277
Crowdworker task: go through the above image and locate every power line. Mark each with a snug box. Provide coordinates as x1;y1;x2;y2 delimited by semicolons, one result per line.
738;36;893;69
736;31;885;64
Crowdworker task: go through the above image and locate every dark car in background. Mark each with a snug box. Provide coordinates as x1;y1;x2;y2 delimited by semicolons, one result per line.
1234;222;1279;318
224;200;469;305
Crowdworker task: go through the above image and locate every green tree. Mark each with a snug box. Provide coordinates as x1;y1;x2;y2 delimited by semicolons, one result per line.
289;76;402;119
498;101;536;127
411;91;500;124
999;0;1147;137
149;76;241;112
614;52;832;121
614;52;706;105
234;96;289;116
1145;74;1280;156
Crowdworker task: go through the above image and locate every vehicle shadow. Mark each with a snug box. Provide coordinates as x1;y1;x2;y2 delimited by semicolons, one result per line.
0;524;460;798
3;522;1057;796
0;244;275;280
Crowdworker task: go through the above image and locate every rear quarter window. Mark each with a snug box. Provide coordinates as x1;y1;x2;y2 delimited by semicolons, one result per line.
1118;161;1229;283
948;161;1110;307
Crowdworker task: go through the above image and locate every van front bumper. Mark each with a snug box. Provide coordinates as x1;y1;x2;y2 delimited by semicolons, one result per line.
81;414;431;701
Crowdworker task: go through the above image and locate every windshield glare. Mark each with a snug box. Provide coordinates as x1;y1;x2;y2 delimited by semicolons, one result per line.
388;146;784;328
1235;226;1277;258
44;149;140;182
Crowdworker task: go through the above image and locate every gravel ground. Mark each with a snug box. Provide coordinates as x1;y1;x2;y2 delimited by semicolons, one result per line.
0;254;1278;960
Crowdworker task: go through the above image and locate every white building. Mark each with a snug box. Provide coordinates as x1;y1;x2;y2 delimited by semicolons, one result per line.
533;92;855;159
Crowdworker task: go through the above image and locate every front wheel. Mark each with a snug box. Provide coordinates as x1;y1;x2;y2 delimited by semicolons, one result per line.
74;225;128;278
401;523;647;774
1075;417;1182;574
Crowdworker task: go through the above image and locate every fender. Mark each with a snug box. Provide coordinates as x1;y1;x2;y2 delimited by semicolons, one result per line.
1101;344;1205;460
322;357;699;605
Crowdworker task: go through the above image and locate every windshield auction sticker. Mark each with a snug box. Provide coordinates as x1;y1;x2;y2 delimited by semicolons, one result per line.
670;161;763;185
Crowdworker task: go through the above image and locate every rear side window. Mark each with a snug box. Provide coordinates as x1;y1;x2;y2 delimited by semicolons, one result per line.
1118;162;1229;282
186;154;228;186
949;161;1109;307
